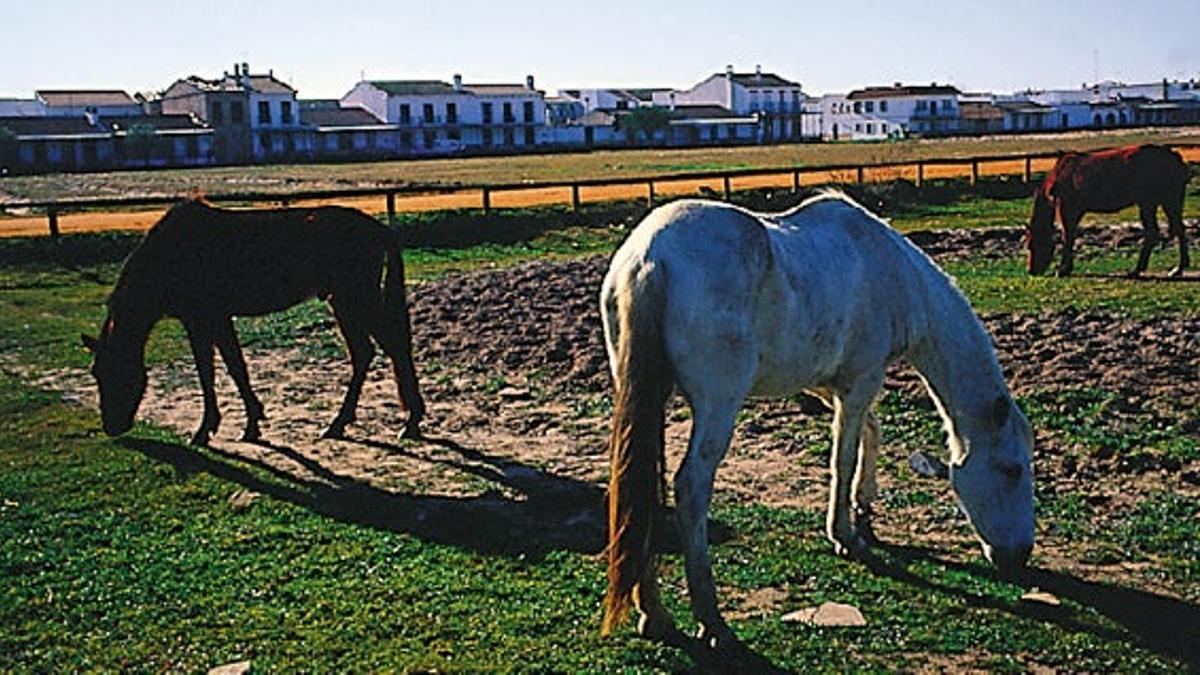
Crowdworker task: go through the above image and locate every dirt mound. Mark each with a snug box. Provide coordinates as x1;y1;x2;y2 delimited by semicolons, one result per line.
409;227;1199;411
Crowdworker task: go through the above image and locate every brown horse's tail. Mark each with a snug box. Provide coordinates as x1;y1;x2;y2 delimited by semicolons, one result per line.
382;230;425;428
602;264;672;635
1168;150;1192;239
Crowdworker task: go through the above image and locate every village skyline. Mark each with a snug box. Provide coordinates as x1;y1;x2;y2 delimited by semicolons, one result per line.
3;0;1198;100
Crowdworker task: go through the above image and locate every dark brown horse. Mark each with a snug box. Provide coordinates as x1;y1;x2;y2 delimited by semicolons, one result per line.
81;199;425;445
1025;144;1190;277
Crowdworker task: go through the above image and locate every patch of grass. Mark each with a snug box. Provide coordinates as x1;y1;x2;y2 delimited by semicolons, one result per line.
1024;389;1200;463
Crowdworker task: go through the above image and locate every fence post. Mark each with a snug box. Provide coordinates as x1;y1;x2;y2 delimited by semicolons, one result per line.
386;192;396;226
482;187;491;213
856;166;864;184
571;184;581;211
792;170;800;193
723;175;731;200
916;162;924;187
647;181;655;207
1023;156;1032;183
47;207;60;240
970;159;979;186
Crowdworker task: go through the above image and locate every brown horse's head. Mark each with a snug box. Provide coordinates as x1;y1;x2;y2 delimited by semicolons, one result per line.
81;316;147;436
1024;189;1057;275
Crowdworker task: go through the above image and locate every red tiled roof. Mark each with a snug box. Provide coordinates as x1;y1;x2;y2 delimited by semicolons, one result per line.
847;85;961;100
301;106;386;127
37;90;137;107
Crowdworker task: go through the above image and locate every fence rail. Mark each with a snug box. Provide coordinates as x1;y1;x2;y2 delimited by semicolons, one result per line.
6;143;1200;238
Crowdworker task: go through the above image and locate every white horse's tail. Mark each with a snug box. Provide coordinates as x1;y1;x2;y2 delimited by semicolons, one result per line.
602;263;672;635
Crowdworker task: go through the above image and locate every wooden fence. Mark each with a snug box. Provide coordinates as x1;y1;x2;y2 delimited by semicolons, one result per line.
5;143;1200;238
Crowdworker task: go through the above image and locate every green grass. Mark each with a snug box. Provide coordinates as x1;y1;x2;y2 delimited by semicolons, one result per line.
2;190;1198;671
1;378;1194;671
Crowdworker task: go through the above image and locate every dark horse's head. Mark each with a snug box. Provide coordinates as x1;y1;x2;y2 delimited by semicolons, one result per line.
81;316;147;436
1024;188;1057;275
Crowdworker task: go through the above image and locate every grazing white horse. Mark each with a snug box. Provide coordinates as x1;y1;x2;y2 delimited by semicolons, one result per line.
599;193;1034;653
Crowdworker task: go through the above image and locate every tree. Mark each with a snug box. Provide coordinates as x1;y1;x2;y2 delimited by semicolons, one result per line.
0;127;17;175
123;122;158;167
618;106;672;146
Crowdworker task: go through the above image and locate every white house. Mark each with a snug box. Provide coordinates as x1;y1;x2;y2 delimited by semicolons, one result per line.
342;74;546;155
653;65;813;142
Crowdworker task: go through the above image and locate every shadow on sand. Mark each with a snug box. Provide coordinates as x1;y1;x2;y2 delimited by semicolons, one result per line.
118;435;1198;672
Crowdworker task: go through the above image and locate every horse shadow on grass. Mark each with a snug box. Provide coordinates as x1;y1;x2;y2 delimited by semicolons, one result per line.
862;541;1200;670
118;433;727;562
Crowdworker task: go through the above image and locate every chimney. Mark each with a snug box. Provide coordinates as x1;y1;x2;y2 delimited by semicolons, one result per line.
526;75;535;91
1163;77;1170;101
755;64;762;81
242;62;250;87
233;63;240;77
453;73;463;91
725;64;733;79
669;92;676;112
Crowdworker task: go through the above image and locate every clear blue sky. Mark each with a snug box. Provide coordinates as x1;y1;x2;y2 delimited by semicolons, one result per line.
3;0;1198;100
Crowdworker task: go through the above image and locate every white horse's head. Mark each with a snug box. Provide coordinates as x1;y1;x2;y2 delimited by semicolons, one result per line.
949;394;1035;575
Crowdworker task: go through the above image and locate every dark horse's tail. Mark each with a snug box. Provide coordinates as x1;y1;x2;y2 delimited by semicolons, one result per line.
382;230;425;437
1167;149;1192;240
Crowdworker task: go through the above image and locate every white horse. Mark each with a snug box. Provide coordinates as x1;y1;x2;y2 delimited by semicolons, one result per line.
599;193;1034;654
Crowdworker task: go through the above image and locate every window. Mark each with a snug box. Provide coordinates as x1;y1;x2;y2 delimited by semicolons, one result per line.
855;123;862;132
524;128;534;145
482;102;493;124
929;100;938;114
879;100;888;113
230;101;244;123
867;123;874;134
482;128;493;145
259;132;272;152
503;128;514;145
853;101;862;114
865;101;874;113
423;131;435;148
281;101;292;125
210;101;224;124
523;101;534;123
258;101;272;125
399;104;411;125
915;100;927;111
880;123;888;134
446;103;457;124
400;131;412;149
422;103;434;123
448;128;461;141
503;102;514;123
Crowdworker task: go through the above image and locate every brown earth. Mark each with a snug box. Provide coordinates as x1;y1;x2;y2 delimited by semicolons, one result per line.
29;224;1199;607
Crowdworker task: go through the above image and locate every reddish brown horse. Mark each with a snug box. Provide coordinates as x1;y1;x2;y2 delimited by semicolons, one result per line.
1025;144;1190;277
82;199;425;445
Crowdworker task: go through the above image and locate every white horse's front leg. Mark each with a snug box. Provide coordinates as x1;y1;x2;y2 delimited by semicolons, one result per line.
827;379;881;557
674;404;738;650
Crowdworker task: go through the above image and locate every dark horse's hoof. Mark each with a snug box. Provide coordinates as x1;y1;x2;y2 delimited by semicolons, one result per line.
400;421;423;440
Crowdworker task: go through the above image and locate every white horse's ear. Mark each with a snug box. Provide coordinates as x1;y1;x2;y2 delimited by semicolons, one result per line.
81;334;99;352
991;395;1011;429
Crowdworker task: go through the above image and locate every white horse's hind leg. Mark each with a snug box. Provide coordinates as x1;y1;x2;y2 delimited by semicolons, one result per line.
674;400;741;650
854;408;881;516
827;374;883;557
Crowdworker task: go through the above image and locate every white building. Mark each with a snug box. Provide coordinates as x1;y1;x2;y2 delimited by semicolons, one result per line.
653;65;813;142
342;75;546;154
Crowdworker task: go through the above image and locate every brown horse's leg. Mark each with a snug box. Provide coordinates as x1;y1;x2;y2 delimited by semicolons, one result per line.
184;321;221;446
324;299;376;439
1057;209;1080;277
1133;203;1161;277
370;306;425;440
1164;198;1189;277
213;318;265;442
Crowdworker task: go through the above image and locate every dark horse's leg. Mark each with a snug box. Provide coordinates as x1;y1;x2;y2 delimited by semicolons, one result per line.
1163;194;1190;277
184;320;221;446
323;298;376;439
1133;202;1161;277
371;305;425;440
213;318;266;441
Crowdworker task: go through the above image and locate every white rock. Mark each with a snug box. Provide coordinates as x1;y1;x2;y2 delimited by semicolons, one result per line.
781;601;866;626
